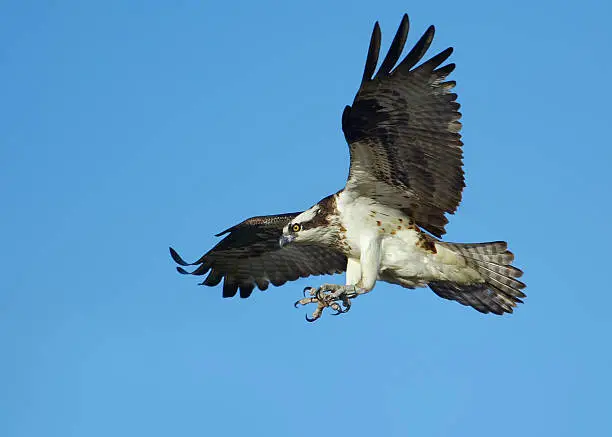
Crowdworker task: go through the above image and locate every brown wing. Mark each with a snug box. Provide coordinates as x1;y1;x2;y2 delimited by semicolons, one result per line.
170;213;347;298
342;14;464;237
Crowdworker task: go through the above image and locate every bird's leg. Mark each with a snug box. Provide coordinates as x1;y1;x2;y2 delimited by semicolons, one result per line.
293;284;368;322
295;237;380;321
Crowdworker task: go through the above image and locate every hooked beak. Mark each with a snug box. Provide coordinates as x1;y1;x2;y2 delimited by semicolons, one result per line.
279;234;295;248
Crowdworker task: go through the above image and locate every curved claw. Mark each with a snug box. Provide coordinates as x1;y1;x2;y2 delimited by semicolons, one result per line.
331;304;348;316
305;314;319;323
328;301;341;315
303;286;313;297
294;300;301;308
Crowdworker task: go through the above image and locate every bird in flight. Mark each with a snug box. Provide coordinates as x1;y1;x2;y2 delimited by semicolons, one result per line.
170;14;526;321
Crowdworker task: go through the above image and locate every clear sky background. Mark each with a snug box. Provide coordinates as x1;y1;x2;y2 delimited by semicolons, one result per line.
2;1;611;436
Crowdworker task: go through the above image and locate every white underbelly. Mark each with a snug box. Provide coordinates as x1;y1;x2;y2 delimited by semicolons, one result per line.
378;230;480;287
379;231;435;285
336;192;481;288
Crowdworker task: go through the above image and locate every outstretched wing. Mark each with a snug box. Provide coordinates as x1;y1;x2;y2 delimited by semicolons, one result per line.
342;14;464;237
170;213;347;298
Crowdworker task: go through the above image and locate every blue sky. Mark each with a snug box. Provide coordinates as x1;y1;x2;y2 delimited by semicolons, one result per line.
2;1;611;436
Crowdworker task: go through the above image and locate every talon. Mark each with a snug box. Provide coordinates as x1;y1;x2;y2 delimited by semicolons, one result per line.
331;304;347;315
295;284;361;321
305;313;319;322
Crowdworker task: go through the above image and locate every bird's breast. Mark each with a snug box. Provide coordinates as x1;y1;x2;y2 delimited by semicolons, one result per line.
337;193;421;259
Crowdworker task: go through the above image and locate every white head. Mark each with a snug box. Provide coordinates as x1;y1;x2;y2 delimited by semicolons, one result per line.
279;197;339;248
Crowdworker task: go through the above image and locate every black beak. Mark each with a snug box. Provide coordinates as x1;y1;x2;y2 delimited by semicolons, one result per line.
279;234;295;248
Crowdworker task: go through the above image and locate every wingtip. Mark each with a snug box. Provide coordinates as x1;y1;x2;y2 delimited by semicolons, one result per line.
214;228;233;237
424;25;436;45
176;266;191;275
375;14;411;79
169;247;191;266
362;21;382;85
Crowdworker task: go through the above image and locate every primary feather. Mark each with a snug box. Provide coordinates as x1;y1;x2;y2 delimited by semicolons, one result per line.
171;13;526;316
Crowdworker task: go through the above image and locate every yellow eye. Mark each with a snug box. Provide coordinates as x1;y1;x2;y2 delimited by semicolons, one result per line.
291;223;301;233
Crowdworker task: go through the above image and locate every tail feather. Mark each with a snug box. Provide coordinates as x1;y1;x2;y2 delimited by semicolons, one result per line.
468;260;523;278
446;241;516;266
448;241;508;254
470;263;526;297
430;241;526;315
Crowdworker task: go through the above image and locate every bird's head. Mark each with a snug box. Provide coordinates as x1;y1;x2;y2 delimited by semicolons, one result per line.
279;202;338;248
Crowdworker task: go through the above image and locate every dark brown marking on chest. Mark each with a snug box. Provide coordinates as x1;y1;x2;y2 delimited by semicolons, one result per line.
337;227;351;255
416;232;438;254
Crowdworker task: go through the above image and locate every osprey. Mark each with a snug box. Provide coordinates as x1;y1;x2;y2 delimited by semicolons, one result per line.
170;14;526;321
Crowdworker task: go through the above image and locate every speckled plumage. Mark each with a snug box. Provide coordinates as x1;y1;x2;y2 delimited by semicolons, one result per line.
170;13;526;318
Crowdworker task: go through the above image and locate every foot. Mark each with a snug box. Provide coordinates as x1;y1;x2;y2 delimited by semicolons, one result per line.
294;284;366;322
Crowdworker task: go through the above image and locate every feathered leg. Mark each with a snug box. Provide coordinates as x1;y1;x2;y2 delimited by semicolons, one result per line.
294;235;380;321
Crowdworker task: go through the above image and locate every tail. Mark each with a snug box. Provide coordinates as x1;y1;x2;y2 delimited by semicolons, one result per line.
430;241;526;315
